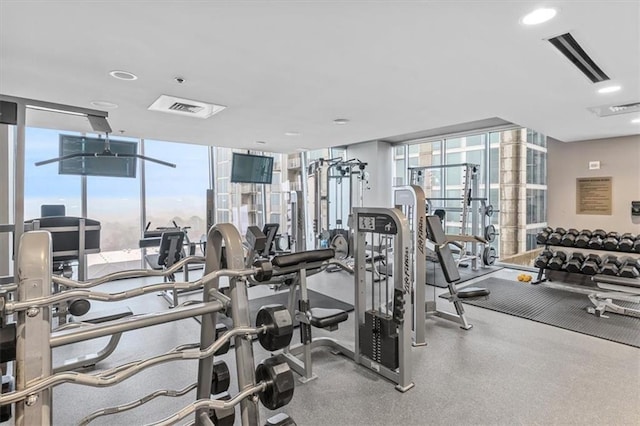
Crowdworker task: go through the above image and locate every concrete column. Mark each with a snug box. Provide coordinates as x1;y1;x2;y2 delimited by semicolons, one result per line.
499;129;527;256
346;140;393;207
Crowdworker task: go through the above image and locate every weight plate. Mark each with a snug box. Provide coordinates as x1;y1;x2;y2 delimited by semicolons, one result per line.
485;204;494;217
484;225;496;243
482;246;497;266
330;234;349;260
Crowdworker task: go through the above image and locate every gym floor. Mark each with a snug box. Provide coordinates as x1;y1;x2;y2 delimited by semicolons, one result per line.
11;268;640;425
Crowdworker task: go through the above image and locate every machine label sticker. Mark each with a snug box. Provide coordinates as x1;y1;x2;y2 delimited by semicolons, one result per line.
357;214;398;235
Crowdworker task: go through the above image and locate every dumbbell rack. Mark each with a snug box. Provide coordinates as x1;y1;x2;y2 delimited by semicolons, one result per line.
533;227;640;286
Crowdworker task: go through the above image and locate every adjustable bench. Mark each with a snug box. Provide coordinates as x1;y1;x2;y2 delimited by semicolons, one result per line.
426;215;490;329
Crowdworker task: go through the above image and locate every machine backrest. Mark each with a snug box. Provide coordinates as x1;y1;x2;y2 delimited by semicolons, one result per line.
41;204;66;217
24;216;101;261
262;223;280;256
426;215;461;283
157;230;185;267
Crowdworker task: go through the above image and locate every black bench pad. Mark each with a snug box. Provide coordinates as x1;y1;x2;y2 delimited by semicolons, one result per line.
458;287;490;299
309;307;348;328
272;249;335;268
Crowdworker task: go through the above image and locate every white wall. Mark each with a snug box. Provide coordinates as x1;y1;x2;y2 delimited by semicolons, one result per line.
548;135;640;233
346;140;393;208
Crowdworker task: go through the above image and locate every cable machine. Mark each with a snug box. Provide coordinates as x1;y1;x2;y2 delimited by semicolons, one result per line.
307;157;369;259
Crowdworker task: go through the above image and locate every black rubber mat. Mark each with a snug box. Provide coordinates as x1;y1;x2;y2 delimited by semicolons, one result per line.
217;289;353;332
460;278;640;348
426;260;502;288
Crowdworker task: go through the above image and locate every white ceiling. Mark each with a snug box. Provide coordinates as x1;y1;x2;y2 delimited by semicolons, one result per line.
1;0;639;152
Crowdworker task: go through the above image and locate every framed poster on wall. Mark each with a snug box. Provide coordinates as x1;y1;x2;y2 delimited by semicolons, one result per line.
576;177;612;215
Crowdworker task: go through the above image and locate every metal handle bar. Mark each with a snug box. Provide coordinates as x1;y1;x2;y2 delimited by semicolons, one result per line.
0;325;267;405
53;255;206;289
2;267;255;314
148;383;268;426
79;383;199;425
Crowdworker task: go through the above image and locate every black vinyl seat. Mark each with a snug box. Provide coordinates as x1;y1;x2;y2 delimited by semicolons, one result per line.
309;307;348;329
457;287;491;299
145;230;185;270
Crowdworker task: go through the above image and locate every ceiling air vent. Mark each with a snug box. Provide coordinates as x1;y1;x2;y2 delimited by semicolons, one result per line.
168;102;203;114
547;33;610;83
588;101;640;118
148;95;226;119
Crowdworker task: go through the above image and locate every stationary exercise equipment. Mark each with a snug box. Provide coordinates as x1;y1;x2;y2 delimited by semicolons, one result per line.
409;163;496;270
307;157;369;256
141;221;205;307
394;185;490;346
0;223;304;425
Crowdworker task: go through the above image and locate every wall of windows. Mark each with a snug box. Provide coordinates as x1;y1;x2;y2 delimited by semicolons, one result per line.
392;127;548;264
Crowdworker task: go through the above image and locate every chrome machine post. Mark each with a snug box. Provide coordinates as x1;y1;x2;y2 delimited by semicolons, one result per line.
394;186;427;347
15;231;53;425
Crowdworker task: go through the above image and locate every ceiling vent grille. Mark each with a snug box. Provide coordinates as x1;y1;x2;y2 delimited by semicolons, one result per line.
148;95;226;119
547;33;610;83
588;101;640;117
168;102;204;114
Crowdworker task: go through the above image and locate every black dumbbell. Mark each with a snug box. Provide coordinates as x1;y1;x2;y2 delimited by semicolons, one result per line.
618;233;636;252
603;232;620;251
600;255;622;276
581;254;603;275
619;257;640;279
534;249;554;269
536;227;554;245
561;229;580;247
634;238;640;253
565;253;586;273
547;229;566;245
547;252;567;270
592;229;607;239
587;235;604;250
575;230;592;248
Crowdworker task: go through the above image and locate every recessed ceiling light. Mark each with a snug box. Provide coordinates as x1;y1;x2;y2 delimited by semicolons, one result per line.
90;100;118;109
256;141;267;145
521;8;557;25
333;118;350;125
109;70;138;81
597;85;621;94
285;131;301;136
632;118;640;124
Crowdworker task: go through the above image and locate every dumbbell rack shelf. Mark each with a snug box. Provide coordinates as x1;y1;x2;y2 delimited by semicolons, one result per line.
533;230;640;286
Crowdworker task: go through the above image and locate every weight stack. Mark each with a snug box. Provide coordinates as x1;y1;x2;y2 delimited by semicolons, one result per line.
359;310;399;370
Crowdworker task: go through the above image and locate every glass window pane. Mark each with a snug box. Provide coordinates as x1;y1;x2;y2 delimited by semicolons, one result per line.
144;140;209;245
85;135;141;276
25;128;82;219
446;138;462;149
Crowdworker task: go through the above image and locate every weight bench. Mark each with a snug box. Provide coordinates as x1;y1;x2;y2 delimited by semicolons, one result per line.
426;215;490;329
54;306;134;372
270;248;350;382
144;230;189;307
587;274;640;318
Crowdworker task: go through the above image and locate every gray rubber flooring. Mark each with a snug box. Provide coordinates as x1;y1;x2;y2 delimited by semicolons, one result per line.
426;261;502;288
460;278;640;348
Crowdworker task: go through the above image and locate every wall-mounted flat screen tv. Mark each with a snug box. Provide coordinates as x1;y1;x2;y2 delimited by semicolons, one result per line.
58;135;138;178
230;153;274;184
